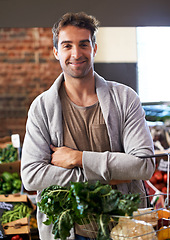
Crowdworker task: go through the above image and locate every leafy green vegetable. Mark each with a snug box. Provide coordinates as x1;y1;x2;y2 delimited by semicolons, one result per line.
52;210;74;240
0;144;18;163
0;171;22;194
38;181;141;240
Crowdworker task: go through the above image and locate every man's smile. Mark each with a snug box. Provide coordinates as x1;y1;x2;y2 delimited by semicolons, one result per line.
68;60;87;66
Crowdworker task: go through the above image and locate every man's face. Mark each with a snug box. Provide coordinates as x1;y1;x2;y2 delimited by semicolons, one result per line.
54;25;97;79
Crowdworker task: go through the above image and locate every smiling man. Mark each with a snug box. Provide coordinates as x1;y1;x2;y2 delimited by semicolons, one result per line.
53;22;98;108
21;12;155;240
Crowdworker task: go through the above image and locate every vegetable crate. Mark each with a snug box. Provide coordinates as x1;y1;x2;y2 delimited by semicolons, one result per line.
0;134;21;175
79;208;170;240
0;194;36;239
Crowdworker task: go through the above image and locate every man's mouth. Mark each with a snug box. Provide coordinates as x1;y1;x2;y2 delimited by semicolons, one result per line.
67;58;87;66
69;60;86;65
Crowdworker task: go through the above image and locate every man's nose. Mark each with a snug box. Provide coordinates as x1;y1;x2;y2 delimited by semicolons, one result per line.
72;46;82;59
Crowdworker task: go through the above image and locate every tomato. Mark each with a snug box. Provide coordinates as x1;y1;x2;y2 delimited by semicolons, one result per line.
154;170;163;182
11;235;20;240
157;226;170;240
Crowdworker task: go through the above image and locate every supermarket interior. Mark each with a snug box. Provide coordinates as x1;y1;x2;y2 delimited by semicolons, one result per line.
0;0;170;239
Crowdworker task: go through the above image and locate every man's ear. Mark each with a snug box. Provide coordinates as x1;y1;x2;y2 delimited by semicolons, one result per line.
53;47;59;60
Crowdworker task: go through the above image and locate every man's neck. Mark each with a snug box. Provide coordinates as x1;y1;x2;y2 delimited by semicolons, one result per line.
63;76;98;107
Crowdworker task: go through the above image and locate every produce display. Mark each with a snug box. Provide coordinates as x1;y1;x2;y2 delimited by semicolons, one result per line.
38;181;141;240
0;138;33;239
0;171;22;194
1;202;32;224
149;169;169;194
0;144;18;163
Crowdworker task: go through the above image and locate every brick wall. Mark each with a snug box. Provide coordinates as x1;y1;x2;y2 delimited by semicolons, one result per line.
0;28;62;144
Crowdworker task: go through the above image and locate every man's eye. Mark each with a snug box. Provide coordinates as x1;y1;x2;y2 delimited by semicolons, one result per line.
80;43;88;48
63;44;71;49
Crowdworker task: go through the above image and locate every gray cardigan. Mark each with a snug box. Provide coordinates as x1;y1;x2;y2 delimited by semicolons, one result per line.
21;72;155;240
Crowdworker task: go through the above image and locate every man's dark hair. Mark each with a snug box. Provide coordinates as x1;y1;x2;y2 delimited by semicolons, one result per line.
52;12;100;50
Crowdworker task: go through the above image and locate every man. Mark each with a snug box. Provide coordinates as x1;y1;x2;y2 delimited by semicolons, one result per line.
21;12;155;240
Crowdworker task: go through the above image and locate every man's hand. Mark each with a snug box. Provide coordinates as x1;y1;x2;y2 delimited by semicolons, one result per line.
109;179;131;185
50;145;83;169
50;145;132;183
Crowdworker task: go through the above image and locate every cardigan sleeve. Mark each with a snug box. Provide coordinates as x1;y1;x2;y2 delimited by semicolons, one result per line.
21;95;87;191
82;85;155;183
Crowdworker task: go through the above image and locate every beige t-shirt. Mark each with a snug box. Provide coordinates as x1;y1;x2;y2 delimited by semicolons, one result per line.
59;82;111;153
59;82;111;237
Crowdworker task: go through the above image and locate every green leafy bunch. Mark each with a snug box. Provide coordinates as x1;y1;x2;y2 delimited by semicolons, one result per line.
38;181;141;240
0;144;18;163
0;171;22;194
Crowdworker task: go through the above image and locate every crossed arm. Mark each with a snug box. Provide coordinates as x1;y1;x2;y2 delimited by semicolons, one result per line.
50;145;131;185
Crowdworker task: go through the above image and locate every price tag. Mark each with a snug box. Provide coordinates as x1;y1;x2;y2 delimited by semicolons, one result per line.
11;134;20;148
158;158;170;172
11;134;21;160
0;202;14;239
